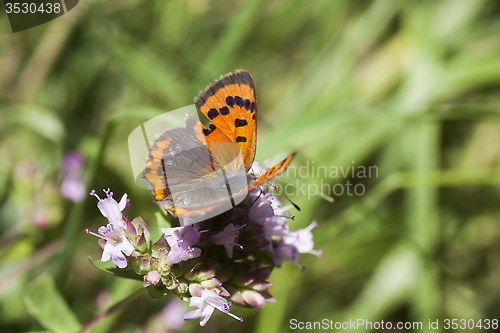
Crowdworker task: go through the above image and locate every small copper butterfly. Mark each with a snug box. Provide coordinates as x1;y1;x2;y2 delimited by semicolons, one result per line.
142;70;295;222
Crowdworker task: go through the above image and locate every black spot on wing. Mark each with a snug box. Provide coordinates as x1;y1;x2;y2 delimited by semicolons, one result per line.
236;136;247;143
220;106;230;115
244;99;251;110
234;96;244;107
202;124;217;136
226;96;235;107
207;108;219;120
235;119;248;127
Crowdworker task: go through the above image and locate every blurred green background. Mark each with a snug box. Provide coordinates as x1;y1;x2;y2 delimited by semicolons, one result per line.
2;0;500;332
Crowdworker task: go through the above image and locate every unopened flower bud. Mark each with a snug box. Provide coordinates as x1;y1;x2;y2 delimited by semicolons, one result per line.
137;255;151;274
136;233;148;253
248;280;272;291
260;291;276;303
188;283;204;297
123;220;136;239
230;290;245;306
152;236;170;257
176;282;189;294
150;257;160;270
200;278;222;289
186;263;217;281
143;270;161;287
162;273;179;290
242;290;265;309
131;216;150;245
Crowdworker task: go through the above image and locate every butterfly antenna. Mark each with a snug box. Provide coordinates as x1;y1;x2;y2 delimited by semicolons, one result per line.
275;214;295;220
250;187;264;208
271;184;301;211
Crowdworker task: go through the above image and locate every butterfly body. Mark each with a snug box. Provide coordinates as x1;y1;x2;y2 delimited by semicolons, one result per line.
142;70;295;223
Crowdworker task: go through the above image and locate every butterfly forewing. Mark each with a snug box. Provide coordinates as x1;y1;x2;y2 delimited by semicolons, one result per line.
194;70;257;171
142;126;247;224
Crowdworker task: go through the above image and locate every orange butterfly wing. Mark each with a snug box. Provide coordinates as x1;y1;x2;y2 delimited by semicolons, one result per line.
249;153;296;190
194;70;257;171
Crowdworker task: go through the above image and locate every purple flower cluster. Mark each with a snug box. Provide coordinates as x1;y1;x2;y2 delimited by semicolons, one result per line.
244;189;322;268
86;185;320;326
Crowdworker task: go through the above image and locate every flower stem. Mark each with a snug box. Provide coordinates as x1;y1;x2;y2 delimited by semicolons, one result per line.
77;288;144;333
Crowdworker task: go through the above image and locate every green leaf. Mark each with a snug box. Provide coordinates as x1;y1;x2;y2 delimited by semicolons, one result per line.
24;274;81;333
11;105;64;142
87;257;143;282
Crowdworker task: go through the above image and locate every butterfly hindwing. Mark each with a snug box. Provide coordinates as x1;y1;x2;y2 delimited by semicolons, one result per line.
142;120;249;220
249;153;297;190
194;70;257;171
142;127;215;202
